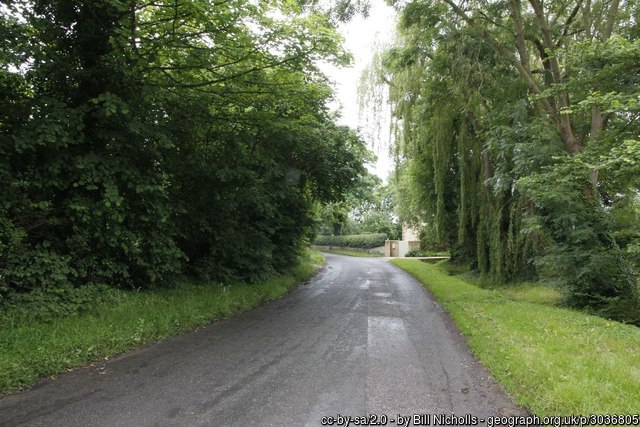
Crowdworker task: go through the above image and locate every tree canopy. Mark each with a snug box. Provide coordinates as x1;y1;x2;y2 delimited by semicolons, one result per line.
376;0;640;322
0;0;371;311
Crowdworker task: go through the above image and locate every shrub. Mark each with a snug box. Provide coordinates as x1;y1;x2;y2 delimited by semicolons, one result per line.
1;283;118;322
406;248;451;257
313;233;387;249
405;249;424;257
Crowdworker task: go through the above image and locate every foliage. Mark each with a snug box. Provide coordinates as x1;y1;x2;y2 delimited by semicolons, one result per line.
405;249;449;257
355;211;401;239
0;1;369;310
350;182;402;239
313;233;387;249
1;284;118;322
315;178;402;239
393;259;640;415
314;169;379;236
315;201;359;237
519;160;640;323
404;249;423;257
376;0;640;321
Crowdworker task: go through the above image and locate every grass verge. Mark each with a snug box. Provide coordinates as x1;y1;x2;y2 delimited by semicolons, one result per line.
0;250;325;397
392;259;640;415
407;250;451;257
321;248;383;257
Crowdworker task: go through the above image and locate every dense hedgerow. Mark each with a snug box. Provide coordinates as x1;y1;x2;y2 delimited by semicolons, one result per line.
0;2;368;315
313;233;387;249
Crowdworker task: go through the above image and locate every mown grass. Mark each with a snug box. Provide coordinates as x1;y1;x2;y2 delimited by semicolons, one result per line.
0;250;324;396
392;259;640;415
322;248;383;257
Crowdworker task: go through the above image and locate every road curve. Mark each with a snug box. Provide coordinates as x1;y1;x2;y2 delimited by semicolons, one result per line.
0;254;524;426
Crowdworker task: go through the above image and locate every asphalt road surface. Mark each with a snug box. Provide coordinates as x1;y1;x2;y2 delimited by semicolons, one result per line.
0;254;524;426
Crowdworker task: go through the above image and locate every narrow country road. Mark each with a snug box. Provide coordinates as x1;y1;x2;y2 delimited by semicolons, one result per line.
0;254;524;426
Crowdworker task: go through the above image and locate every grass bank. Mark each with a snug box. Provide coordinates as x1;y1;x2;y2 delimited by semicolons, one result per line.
0;250;324;396
392;259;640;415
321;248;383;257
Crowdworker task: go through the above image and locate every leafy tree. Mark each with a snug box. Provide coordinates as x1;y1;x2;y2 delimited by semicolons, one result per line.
376;0;640;321
315;168;378;236
1;0;183;294
351;182;401;239
0;0;370;312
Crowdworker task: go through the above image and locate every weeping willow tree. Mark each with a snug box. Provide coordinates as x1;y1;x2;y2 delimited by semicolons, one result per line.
370;0;640;323
379;23;540;282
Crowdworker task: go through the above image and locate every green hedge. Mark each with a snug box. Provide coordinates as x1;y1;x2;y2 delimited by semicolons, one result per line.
313;233;387;249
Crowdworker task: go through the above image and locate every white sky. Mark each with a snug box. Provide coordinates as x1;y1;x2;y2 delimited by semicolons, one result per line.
321;2;397;182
